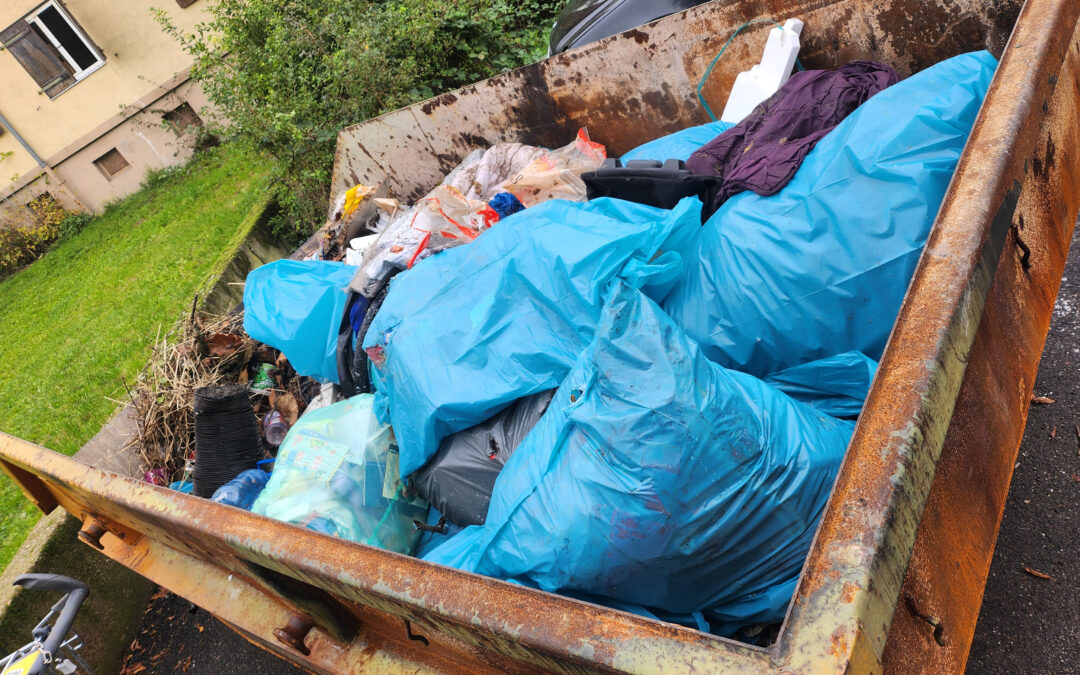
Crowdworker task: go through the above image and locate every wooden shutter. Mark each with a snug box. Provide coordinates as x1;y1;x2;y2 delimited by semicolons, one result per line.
0;18;75;98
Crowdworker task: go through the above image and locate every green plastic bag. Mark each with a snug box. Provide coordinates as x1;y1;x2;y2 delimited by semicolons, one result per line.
251;394;428;554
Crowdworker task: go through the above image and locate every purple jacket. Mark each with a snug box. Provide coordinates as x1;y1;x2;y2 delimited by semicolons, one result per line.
688;61;898;214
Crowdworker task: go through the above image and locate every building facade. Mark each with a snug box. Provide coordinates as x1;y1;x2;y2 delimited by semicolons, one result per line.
0;0;213;224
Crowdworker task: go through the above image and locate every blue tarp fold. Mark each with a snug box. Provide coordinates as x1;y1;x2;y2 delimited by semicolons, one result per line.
764;351;878;418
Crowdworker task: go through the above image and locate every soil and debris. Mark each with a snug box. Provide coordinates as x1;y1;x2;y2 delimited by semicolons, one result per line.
118;588;301;675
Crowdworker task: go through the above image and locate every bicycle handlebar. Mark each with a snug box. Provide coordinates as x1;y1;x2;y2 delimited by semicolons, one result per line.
13;574;90;658
14;574;88;596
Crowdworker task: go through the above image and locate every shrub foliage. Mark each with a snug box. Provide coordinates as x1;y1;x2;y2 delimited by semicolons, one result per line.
0;194;88;278
157;0;564;242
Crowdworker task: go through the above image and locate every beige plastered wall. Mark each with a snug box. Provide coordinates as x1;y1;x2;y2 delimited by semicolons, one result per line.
50;78;214;211
0;0;214;215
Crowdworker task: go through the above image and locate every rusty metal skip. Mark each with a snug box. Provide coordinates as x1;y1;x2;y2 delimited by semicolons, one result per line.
3;0;1080;671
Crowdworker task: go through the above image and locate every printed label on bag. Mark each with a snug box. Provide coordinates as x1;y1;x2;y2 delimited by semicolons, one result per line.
382;446;401;500
289;436;349;485
383;445;426;507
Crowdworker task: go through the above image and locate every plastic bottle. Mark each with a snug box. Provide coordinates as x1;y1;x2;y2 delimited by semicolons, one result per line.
263;410;289;446
210;469;271;510
720;19;804;124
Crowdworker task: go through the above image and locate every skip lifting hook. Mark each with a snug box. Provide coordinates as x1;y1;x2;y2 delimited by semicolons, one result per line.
1012;219;1032;272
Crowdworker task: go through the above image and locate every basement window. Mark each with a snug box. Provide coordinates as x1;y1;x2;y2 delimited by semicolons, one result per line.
0;1;104;99
163;102;204;134
93;148;130;179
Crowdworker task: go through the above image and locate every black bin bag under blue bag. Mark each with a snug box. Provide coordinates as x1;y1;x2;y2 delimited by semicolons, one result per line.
423;281;854;633
662;51;998;376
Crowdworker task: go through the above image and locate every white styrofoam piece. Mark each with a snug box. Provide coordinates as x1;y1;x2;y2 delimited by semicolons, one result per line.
345;233;380;266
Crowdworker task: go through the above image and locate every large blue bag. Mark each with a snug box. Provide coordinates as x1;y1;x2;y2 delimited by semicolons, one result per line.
243;260;356;383
764;351;878;419
621;120;734;162
423;281;854;631
662;51;997;376
364;197;702;477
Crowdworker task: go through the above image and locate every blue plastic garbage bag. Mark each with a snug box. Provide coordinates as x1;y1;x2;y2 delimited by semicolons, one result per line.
764;351;878;419
621;120;734;162
662;51;997;376
423;281;854;630
364;197;702;477
243;260;357;383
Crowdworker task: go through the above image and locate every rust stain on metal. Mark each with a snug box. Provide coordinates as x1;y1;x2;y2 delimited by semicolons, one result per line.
76;515;109;550
781;0;1079;673
0;456;58;513
840;583;860;604
273;613;315;656
882;7;1080;671
829;626;849;659
885;13;1080;665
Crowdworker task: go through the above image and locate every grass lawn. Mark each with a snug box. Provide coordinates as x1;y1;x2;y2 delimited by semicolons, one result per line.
0;143;273;572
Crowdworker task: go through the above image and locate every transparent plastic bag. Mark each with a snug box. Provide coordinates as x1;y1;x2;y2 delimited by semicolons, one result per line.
350;186;499;296
443;143;547;201
251;394;428;554
421;185;501;254
500;129;607;207
351;205;424;297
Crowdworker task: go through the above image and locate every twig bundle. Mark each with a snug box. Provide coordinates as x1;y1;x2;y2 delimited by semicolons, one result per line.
124;309;257;476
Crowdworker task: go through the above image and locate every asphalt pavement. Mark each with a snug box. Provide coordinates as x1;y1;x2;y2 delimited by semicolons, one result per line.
966;224;1080;673
118;589;300;674
120;229;1080;674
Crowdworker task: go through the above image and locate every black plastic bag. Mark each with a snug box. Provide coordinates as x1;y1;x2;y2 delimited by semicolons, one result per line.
413;390;555;526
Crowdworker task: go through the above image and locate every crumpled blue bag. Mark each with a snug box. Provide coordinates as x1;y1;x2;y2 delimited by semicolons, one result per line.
764;351;878;419
243;259;357;383
621;120;734;162
423;281;854;631
662;51;997;376
364;197;702;477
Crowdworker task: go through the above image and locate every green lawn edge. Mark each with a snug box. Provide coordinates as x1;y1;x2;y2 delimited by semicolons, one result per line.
0;144;275;573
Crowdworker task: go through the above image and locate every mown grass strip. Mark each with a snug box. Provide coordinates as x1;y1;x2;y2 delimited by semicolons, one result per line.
0;144;273;571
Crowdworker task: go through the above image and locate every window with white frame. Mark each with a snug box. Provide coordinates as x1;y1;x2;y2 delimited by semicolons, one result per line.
0;1;104;99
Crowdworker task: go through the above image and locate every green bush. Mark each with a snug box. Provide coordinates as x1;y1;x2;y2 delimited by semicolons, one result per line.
57;211;95;241
156;0;564;244
0;193;74;278
0;227;42;278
